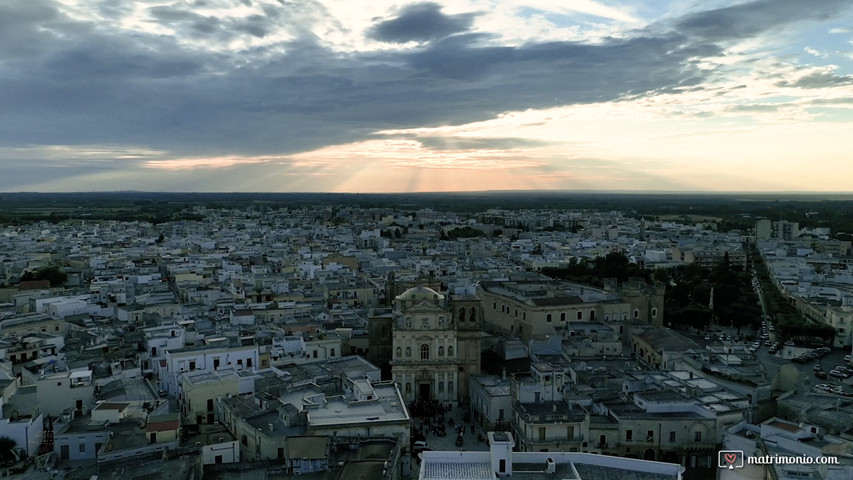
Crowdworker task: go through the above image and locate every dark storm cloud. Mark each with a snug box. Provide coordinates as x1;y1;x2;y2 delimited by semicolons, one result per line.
673;0;847;41
414;137;552;151
0;0;67;59
726;104;780;113
368;2;475;43
1;0;851;167
775;71;853;89
149;5;272;40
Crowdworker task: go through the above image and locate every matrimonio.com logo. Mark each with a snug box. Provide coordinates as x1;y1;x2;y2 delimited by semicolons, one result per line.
718;450;839;469
718;450;744;469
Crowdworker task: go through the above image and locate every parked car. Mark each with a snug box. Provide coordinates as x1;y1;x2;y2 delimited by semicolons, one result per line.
844;354;852;364
814;370;828;379
764;340;771;346
815;384;832;391
814;364;823;371
828;370;850;379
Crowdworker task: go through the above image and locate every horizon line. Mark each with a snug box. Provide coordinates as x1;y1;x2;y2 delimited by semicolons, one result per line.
3;189;853;196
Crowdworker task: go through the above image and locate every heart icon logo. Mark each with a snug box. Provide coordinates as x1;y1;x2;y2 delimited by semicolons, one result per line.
724;453;737;464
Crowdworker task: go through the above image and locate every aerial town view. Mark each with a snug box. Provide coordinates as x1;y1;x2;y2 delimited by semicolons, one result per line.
2;0;853;480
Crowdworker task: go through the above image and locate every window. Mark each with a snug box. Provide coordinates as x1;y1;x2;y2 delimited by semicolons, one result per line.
79;443;86;453
633;309;639;318
213;358;220;370
313;350;318;358
539;427;546;441
207;399;214;411
439;346;445;356
405;347;411;357
652;308;657;318
448;346;453;357
669;431;676;442
515;309;518;317
420;344;430;360
247;358;252;368
189;361;196;371
469;307;476;322
396;347;402;358
546;314;552;323
330;348;335;357
577;311;582;320
493;302;496;310
694;431;702;442
241;435;248;446
626;430;633;441
448;381;453;394
405;383;411;393
460;307;466;320
647;430;654;442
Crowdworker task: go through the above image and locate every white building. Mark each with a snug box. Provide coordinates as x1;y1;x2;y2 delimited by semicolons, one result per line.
159;342;260;396
418;431;683;480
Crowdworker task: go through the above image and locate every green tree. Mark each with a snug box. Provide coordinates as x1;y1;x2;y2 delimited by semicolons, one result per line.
0;436;16;463
21;266;67;287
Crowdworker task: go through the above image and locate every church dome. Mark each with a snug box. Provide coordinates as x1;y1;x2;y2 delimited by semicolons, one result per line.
396;285;444;302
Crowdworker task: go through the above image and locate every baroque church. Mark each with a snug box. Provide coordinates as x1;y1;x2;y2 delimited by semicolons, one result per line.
390;285;481;405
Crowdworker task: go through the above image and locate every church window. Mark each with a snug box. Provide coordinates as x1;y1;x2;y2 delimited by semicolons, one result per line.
448;346;454;357
420;344;430;360
439;346;444;356
396;347;402;358
405;347;411;357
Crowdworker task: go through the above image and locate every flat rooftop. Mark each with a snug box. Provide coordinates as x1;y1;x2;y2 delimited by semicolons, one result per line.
419;451;682;480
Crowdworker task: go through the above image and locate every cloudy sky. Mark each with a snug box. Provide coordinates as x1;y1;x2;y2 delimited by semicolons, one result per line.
2;0;852;193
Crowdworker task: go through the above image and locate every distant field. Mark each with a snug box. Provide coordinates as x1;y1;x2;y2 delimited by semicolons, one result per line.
657;214;722;222
2;191;853;235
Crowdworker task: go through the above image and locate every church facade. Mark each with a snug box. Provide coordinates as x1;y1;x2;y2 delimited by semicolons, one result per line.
390;285;481;405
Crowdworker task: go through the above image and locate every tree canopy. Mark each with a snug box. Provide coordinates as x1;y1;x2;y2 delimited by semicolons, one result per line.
20;266;67;287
